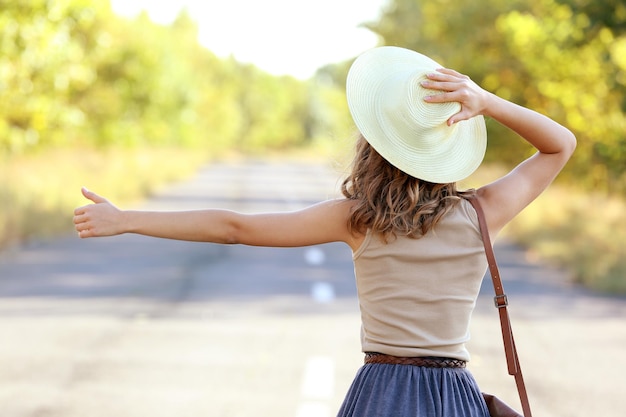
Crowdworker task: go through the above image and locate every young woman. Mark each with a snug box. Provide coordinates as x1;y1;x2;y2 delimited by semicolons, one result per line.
74;46;575;416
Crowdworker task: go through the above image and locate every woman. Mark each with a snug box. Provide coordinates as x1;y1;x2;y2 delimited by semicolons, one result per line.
74;46;575;416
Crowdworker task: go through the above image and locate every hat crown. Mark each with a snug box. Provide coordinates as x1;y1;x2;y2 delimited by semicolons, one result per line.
381;72;461;151
346;46;487;183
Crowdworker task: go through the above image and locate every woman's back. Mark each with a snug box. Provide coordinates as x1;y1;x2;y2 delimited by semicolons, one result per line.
354;198;487;361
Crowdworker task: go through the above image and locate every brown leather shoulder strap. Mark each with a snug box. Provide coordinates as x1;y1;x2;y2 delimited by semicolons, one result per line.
466;195;533;417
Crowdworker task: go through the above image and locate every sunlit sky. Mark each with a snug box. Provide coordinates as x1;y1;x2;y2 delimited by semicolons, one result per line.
110;0;388;79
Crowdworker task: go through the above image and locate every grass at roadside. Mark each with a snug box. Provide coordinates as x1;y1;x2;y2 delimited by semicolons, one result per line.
0;147;209;249
504;188;626;294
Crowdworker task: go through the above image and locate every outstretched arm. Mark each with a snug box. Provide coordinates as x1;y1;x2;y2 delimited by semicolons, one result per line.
423;68;576;236
73;188;359;249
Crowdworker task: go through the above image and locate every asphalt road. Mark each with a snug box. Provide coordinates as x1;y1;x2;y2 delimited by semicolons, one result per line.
1;158;625;417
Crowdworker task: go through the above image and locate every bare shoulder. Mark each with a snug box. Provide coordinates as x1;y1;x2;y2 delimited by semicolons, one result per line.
472;186;509;238
332;198;365;250
309;198;364;250
302;197;355;219
306;198;365;250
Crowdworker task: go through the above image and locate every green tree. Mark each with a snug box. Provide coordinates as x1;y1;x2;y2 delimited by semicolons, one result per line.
368;0;626;193
0;1;316;156
558;0;626;37
0;0;111;153
233;67;310;152
495;0;626;191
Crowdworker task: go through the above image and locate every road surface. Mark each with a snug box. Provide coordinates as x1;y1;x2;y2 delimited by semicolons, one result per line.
0;158;625;417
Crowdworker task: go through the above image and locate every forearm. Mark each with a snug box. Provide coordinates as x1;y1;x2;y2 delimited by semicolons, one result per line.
483;92;576;156
120;209;238;243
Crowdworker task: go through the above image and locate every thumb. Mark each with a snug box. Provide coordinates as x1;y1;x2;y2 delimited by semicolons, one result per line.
447;108;473;126
81;187;109;204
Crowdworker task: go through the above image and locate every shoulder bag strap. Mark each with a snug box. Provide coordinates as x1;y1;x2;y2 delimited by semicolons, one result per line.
466;195;533;417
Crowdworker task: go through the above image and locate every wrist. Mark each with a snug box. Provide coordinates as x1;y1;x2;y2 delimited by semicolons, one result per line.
481;91;502;119
118;210;134;234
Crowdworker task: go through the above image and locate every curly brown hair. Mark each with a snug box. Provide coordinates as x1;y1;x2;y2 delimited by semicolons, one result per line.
341;134;473;241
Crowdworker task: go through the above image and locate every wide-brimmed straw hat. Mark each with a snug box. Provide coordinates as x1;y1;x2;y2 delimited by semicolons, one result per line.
346;46;487;183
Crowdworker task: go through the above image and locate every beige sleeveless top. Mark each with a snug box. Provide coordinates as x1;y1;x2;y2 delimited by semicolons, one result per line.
352;198;488;361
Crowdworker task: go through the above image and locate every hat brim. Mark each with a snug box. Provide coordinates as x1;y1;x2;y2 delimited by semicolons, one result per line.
347;46;487;183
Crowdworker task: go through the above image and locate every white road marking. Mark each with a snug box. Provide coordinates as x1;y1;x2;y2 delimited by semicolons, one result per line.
311;282;336;304
296;402;332;417
296;356;335;417
304;247;326;265
305;247;336;304
300;356;334;399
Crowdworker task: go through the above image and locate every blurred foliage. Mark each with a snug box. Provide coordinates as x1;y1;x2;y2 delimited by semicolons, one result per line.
505;186;626;293
4;0;623;192
0;0;339;251
1;0;625;291
0;147;207;248
0;0;324;156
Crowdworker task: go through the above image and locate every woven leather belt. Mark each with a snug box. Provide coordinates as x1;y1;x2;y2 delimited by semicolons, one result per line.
364;352;467;368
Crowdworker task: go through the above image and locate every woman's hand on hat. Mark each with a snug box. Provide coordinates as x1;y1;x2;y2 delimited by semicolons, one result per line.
421;68;490;126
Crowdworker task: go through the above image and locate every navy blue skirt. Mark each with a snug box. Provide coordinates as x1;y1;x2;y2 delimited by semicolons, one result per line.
337;363;490;417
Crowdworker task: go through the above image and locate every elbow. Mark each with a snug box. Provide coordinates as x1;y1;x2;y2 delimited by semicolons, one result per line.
204;210;243;245
222;218;242;245
566;128;577;152
564;129;577;159
551;126;577;160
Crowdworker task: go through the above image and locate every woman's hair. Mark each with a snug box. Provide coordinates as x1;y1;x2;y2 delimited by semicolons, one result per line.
341;134;473;240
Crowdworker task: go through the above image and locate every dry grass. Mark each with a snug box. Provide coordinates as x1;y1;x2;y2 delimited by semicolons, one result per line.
0;147;208;248
504;188;626;293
